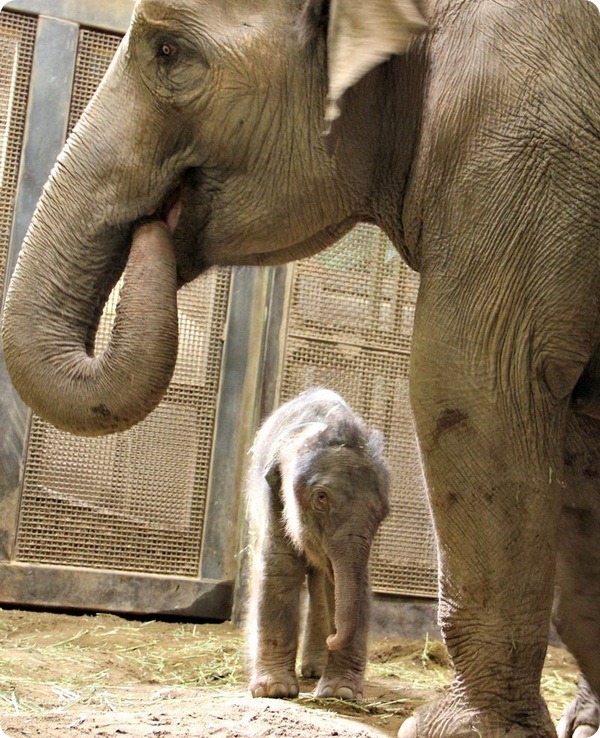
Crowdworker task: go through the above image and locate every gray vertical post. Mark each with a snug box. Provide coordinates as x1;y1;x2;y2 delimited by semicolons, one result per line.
257;265;292;422
0;17;79;560
199;266;271;586
230;264;292;625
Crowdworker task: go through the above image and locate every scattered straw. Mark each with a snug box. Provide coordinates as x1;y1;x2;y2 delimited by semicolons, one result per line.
0;610;580;726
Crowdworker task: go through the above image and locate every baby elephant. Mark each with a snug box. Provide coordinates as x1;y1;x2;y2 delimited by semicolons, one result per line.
246;387;389;700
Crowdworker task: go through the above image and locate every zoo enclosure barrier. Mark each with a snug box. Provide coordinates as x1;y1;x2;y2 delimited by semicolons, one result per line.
0;0;438;630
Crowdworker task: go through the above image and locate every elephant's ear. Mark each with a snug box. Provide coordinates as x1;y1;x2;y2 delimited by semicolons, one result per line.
366;428;385;458
265;461;281;492
265;421;326;490
325;0;427;128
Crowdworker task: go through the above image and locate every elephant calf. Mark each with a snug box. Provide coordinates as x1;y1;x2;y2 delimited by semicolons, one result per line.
245;387;389;700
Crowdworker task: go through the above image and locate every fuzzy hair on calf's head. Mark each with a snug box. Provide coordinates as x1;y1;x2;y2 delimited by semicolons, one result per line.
297;411;384;463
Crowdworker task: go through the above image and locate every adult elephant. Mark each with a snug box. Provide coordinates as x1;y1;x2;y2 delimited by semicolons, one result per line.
2;0;600;735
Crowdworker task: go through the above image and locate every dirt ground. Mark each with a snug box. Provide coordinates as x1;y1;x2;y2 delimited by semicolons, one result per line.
0;608;578;737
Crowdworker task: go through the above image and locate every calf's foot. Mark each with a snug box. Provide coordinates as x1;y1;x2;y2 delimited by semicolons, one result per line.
558;729;599;738
316;669;364;700
250;670;299;698
301;649;327;679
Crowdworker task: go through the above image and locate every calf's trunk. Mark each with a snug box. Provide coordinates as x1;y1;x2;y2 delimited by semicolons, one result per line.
327;539;371;651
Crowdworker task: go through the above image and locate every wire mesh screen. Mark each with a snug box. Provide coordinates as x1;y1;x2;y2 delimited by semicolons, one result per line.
0;11;36;296
14;27;232;576
279;225;438;597
67;28;121;131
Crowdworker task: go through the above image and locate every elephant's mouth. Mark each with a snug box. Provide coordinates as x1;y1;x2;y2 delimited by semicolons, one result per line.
156;185;183;233
143;173;209;287
169;171;213;286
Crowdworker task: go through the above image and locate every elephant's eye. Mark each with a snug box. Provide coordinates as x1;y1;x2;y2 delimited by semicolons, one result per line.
156;40;179;62
312;488;330;512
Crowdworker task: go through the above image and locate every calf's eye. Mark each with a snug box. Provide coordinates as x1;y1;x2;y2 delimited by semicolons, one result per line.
313;488;330;512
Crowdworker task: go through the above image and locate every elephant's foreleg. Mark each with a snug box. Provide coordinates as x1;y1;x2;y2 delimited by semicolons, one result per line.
248;506;305;698
301;568;333;679
401;282;564;737
314;572;368;700
554;412;600;737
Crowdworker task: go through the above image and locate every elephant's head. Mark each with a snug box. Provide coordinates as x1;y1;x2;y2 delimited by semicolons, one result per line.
2;0;426;435
281;420;390;651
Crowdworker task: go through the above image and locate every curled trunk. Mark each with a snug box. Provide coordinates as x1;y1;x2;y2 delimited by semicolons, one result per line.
3;217;178;435
2;46;182;436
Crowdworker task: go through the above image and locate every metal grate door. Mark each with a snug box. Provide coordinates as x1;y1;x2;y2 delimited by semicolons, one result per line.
0;2;439;615
68;28;120;128
14;26;232;578
274;226;438;597
0;11;36;295
0;5;267;618
16;273;231;575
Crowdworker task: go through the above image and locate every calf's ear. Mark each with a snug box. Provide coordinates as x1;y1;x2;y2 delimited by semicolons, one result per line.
325;0;427;127
265;463;281;491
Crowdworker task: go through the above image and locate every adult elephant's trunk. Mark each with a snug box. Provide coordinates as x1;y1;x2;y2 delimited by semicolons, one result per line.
326;536;371;652
1;45;181;436
2;212;178;435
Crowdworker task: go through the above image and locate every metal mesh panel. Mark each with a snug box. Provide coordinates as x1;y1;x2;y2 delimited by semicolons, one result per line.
16;273;230;575
0;11;36;296
15;28;232;576
279;224;437;597
288;228;417;354
67;28;121;133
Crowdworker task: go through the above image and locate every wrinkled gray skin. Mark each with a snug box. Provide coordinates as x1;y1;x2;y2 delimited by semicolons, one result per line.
556;675;600;738
2;0;600;735
246;387;389;700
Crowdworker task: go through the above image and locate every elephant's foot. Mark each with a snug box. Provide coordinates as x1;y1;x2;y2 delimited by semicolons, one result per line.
557;680;600;738
301;648;327;679
558;728;600;738
315;669;364;700
250;670;299;698
397;693;555;738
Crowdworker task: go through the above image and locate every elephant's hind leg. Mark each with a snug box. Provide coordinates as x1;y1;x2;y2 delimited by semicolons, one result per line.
553;412;600;737
300;568;333;679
